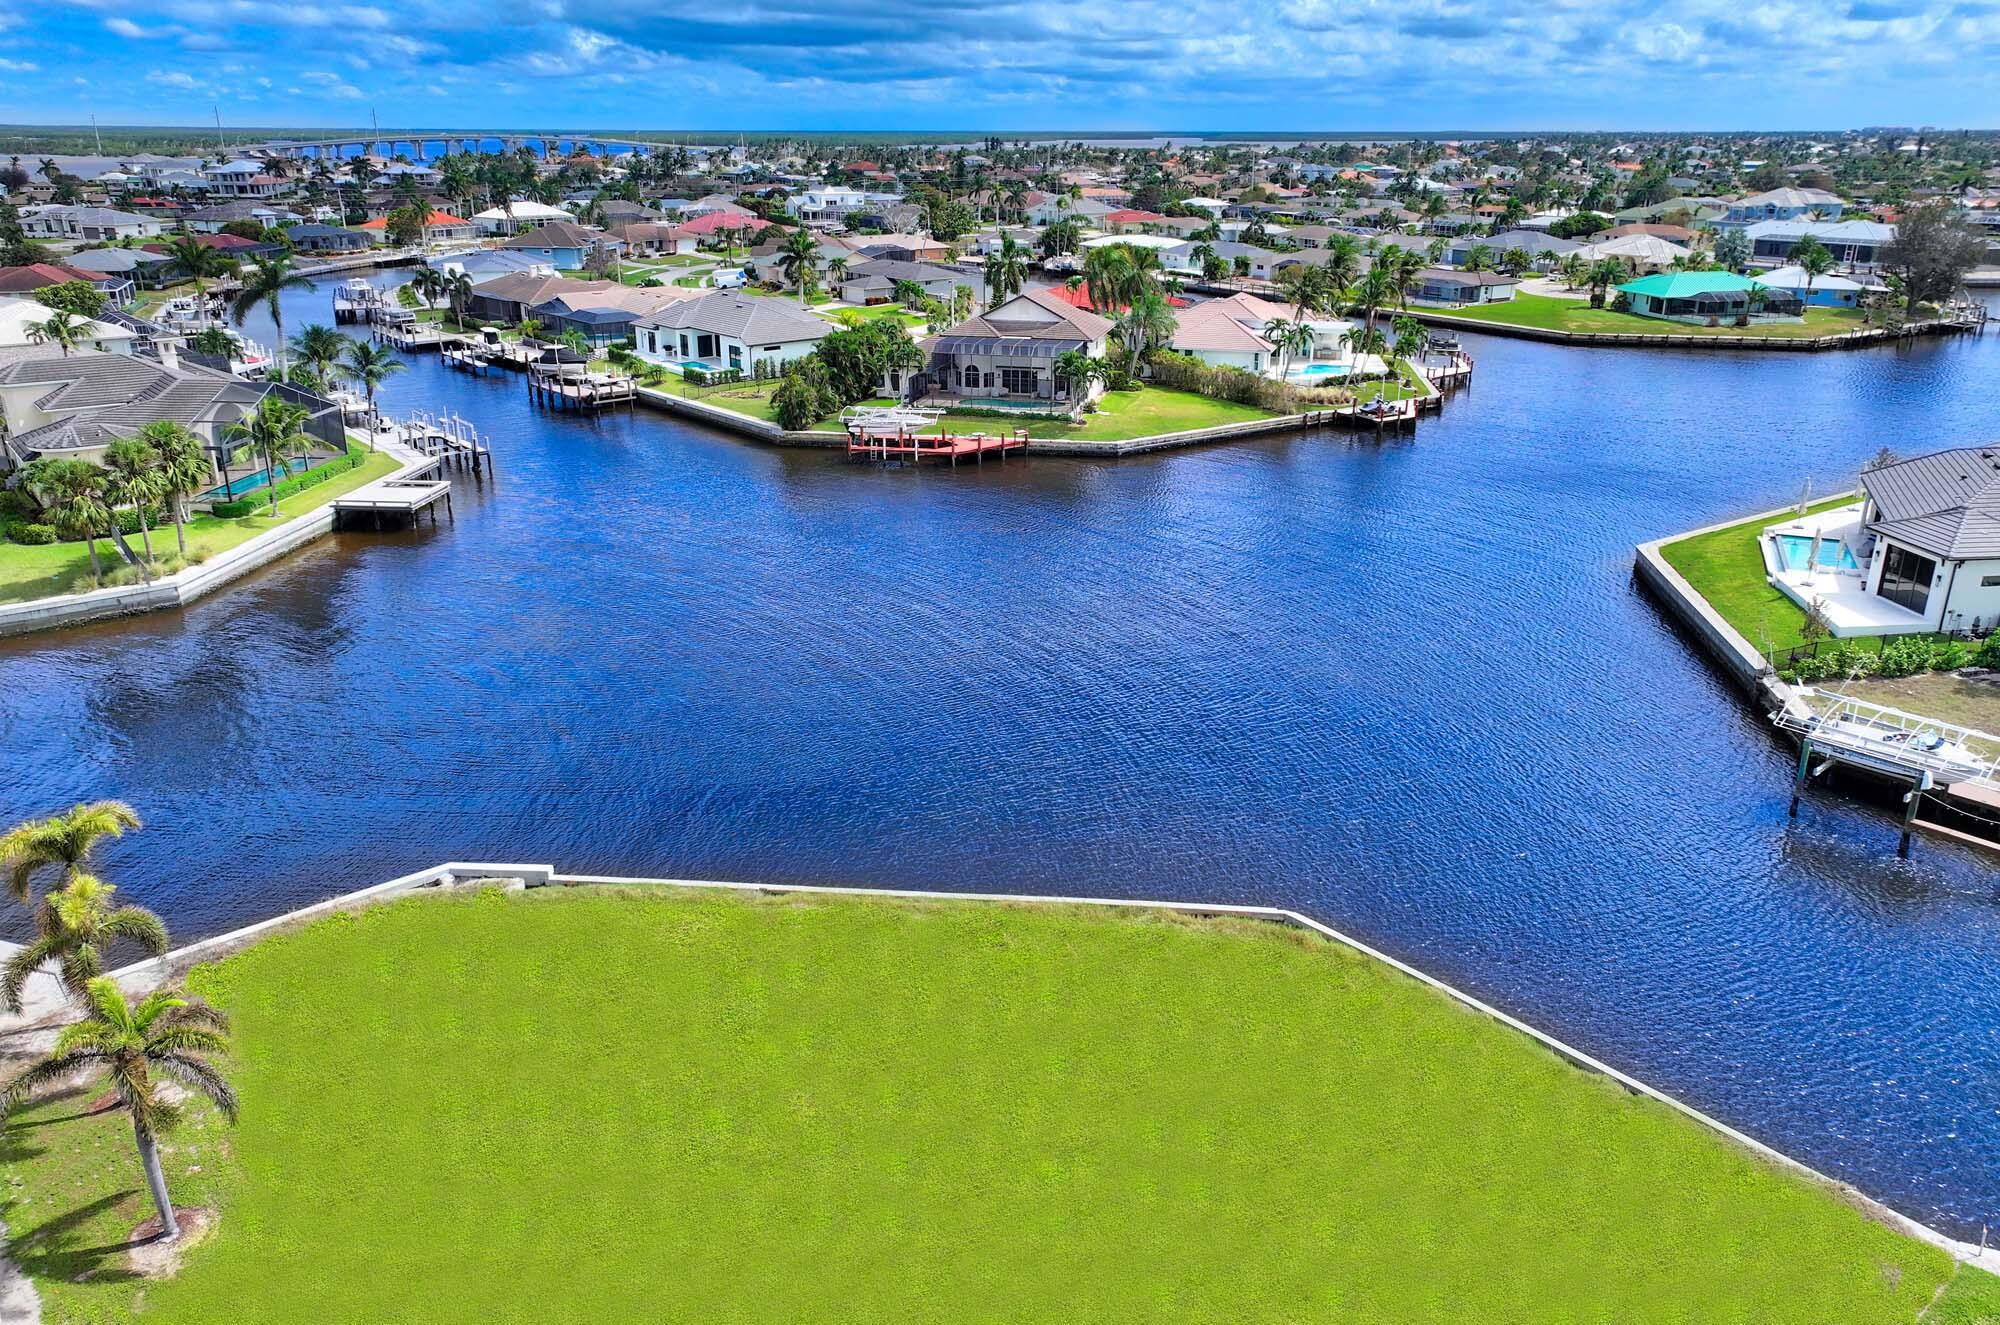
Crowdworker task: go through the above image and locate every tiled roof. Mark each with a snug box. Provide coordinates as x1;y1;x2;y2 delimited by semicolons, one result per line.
1863;447;2000;560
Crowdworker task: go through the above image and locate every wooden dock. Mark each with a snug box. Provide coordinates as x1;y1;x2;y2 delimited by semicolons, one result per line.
440;338;497;375
527;369;637;412
845;426;1030;466
370;412;496;476
333;474;454;530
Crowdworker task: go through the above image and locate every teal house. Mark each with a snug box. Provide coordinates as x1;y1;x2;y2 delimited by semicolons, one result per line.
1617;272;1803;324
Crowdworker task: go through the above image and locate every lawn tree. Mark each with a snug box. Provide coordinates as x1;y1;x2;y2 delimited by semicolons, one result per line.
138;420;210;556
33;280;108;319
23;458;112;582
1713;227;1751;273
0;800;141;905
1263;318;1315;377
27;309;87;357
337;340;408;433
983;236;1028;307
1882;200;1984;314
777;228;821;305
230;254;313;375
1115;290;1177;379
2;979;237;1243
102;438;165;572
223;396;315;515
1;873;167;1012
1791;235;1836;308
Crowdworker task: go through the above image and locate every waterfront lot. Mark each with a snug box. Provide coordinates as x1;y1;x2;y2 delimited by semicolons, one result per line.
1658;497;1856;656
7;886;1990;1323
1439;293;1869;339
0;449;402;606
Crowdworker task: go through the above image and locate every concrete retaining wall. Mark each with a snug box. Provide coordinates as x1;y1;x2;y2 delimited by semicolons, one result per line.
0;443;428;641
67;860;1992;1273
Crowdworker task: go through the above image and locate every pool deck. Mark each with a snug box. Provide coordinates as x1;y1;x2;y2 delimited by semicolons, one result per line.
1758;502;1930;636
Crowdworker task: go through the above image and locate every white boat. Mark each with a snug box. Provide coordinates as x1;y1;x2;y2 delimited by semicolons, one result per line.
1777;689;1994;786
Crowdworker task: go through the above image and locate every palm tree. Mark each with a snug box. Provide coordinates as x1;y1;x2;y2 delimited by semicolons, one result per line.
827;256;849;289
1792;234;1835;311
983;235;1028;307
1051;348;1103;402
161;236;230;321
223;396;314;515
2;873;167;1012
442;270;473;330
288;324;349;391
102;438;165;570
0;800;140;904
28;309;86;356
1081;243;1136;313
2;978;237;1243
138;420;210;557
1353;266;1398;335
26;459;111;582
776;228;820;305
1264;317;1315;377
336;340;407;431
190;326;237;358
230;254;312;374
1585;257;1627;308
1114;289;1177;379
408;266;447;309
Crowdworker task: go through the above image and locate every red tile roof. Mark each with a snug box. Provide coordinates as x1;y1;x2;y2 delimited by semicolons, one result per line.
0;263;98;291
1104;209;1168;224
670;211;773;238
357;209;470;230
1044;281;1190;313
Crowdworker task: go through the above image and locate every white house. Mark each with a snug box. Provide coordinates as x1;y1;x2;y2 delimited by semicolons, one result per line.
632;291;830;375
1764;447;2000;636
470;201;574;236
1168;293;1375;378
0;295;140;363
202;161;289;199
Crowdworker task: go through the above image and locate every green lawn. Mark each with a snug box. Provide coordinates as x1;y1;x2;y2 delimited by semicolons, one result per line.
1656;496;1858;657
0;449;403;606
6;886;1994;1323
643;373;786;423
814;304;930;328
813;387;1278;441
1439;293;1870;340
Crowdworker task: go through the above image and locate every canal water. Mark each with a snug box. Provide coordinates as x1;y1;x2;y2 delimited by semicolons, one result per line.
4;279;1999;1233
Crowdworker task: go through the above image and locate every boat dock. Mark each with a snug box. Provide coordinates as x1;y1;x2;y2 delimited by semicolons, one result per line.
440;337;497;375
367;411;496;476
846;426;1030;466
1775;688;1998;855
333;473;455;530
527;367;637;412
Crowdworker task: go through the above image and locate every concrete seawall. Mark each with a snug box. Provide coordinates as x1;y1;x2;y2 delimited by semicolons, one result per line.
0;442;429;641
45;860;1989;1275
1394;308;1979;352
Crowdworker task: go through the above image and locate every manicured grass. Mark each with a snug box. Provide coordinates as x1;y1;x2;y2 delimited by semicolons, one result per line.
811;387;1278;441
814;304;930;328
643;373;786;423
1837;672;2000;737
8;886;1992;1323
1439;292;1870;339
0;449;403;606
1657;496;1858;656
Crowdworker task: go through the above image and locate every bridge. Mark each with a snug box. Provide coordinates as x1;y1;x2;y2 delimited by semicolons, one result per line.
249;133;697;161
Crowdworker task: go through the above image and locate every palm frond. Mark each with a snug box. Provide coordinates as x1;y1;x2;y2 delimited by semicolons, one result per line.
82;976;134;1032
0;1052;88;1124
101;906;169;954
52;1019;118;1055
155;996;228;1033
144;1026;228;1057
151;1053;239;1123
1;935;59;1013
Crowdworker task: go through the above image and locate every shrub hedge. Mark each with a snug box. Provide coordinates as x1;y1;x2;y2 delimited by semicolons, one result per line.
5;521;56;545
210;450;366;518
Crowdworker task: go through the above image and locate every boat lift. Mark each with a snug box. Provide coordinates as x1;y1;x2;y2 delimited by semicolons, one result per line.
1774;688;1998;855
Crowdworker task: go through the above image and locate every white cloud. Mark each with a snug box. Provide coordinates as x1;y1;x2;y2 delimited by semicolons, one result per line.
145;69;200;89
0;56;35;71
104;15;152;35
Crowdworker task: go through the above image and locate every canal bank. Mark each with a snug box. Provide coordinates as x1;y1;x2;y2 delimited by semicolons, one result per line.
6;277;2000;1237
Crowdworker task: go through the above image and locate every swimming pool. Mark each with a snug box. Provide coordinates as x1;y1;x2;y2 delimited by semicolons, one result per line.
1290;364;1353;380
1774;533;1860;571
201;458;310;501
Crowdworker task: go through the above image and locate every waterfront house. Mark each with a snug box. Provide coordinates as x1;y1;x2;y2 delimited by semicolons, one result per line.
284;224;374;255
0;349;341;478
0;261;133;305
1617;272;1802;323
528;286;698;349
1410;268;1518;306
22;205;162;243
64;247;176;295
1026;196;1114;226
1744;219;1895;269
907;287;1113;404
1751;265;1869;308
465;272;605;324
470;201;574;236
632;292;828;374
836;258;962;306
1163;292;1372;377
1717;187;1845;229
1765;448;2000;636
500;221;621;271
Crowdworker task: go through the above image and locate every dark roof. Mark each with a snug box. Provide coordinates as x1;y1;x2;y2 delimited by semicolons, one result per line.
839;258;959;288
0;353;264;457
1417;267;1519;287
500;221;604;250
1863;447;2000;560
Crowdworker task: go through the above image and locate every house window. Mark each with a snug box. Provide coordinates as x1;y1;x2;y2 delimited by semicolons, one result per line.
889;371;901;391
961;364;981;388
1982;575;2000;588
999;367;1038;394
1879;544;1937;616
728;346;743;369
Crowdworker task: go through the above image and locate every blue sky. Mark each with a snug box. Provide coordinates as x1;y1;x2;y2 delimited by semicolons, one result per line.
0;0;1997;131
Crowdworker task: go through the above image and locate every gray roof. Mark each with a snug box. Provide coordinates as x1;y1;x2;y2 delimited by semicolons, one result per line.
1418;267;1519;287
0;352;264;457
1462;229;1580;255
1863;447;2000;560
636;292;830;344
500;221;604;250
65;248;174;274
839;259;959;289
